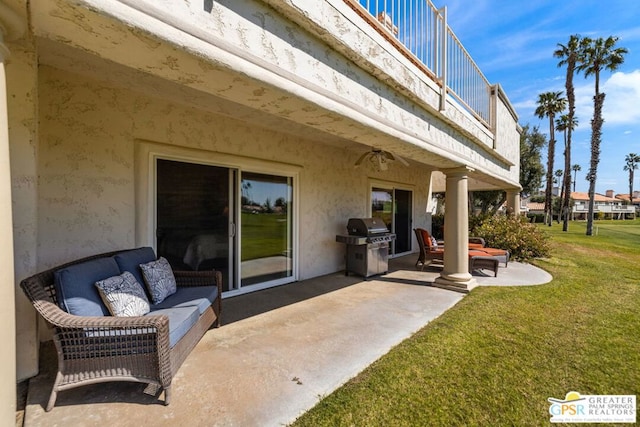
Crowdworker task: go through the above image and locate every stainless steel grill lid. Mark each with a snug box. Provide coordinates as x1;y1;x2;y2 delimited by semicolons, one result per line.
346;218;389;236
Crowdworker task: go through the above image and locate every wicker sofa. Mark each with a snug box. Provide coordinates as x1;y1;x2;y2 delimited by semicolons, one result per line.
20;247;222;411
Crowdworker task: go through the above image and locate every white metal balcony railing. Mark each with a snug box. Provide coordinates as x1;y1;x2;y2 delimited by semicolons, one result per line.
348;0;492;127
574;205;635;213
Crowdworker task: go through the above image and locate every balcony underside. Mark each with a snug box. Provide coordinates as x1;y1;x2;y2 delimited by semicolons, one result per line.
31;0;520;192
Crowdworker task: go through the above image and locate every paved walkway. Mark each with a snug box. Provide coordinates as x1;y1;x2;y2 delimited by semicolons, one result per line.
21;256;551;427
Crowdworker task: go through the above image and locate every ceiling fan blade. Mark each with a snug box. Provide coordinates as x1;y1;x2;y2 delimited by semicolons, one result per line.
383;151;409;166
395;154;409;166
354;151;370;167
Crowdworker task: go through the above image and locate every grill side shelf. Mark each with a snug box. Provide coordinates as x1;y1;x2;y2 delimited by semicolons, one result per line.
336;235;368;245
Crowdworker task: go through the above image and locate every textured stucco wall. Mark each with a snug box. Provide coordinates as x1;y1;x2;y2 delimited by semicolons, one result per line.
35;0;520;189
7;39;39;381
38;66;432;278
494;88;521;180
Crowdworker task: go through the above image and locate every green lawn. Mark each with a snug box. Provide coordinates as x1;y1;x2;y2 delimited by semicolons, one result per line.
292;220;640;426
241;212;289;261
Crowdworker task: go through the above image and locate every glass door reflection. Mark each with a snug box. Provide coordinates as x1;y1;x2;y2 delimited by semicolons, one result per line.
240;172;293;287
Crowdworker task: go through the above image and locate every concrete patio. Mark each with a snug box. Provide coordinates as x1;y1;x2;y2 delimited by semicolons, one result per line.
18;255;551;427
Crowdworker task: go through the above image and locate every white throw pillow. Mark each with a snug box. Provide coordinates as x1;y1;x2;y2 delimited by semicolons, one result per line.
95;271;150;317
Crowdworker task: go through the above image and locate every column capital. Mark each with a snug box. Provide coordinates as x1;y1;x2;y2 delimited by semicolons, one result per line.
440;166;475;178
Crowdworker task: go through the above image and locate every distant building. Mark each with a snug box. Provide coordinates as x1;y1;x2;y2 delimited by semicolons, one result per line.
614;191;640;213
571;191;636;220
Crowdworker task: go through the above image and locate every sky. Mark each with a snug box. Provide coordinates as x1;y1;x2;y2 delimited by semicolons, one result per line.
438;0;640;195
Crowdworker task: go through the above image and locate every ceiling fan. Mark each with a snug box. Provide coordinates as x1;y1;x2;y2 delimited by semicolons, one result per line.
354;148;409;171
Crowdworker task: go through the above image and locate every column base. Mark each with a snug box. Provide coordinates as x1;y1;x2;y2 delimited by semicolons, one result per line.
433;276;478;293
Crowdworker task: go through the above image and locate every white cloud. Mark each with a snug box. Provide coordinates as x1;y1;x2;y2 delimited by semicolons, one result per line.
573;70;640;128
602;70;640;124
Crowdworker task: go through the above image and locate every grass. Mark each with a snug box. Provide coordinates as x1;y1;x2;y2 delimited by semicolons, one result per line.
241;212;289;261
292;220;640;426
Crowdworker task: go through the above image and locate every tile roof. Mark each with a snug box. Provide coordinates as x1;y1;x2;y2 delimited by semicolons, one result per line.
571;192;620;202
615;194;640;203
526;202;545;211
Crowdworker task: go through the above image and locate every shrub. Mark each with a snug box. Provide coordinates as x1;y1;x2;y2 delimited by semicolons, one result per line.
472;214;550;262
526;213;545;223
431;214;445;240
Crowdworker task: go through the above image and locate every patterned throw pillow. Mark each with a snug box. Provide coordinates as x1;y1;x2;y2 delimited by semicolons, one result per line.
95;271;150;317
140;257;177;304
430;236;438;249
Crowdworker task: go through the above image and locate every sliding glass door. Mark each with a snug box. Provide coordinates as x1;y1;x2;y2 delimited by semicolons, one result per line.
371;186;413;256
156;159;235;291
240;172;293;287
155;158;295;294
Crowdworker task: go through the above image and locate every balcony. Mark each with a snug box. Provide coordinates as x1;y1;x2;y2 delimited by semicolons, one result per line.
345;0;493;128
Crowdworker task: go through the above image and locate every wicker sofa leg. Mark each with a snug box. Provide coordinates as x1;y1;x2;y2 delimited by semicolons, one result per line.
46;372;62;412
164;386;171;406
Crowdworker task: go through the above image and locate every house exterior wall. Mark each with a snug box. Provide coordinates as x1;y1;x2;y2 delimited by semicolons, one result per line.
18;63;436;379
4;0;522;395
37;65;433;274
7;37;39;382
31;0;520;189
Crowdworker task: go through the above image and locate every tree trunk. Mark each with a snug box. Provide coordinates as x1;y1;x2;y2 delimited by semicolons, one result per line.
630;170;635;205
586;92;605;236
562;135;572;231
563;61;575;232
545;118;556;227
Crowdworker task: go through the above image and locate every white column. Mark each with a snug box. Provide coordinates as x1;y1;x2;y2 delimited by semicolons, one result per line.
0;31;16;427
506;190;520;216
434;167;476;292
0;3;26;423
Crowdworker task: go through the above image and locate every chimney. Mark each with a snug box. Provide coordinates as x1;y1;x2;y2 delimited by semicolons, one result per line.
605;189;614;198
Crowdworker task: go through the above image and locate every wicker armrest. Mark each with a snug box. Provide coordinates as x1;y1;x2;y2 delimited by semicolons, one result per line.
21;277;168;330
174;269;222;292
52;311;169;331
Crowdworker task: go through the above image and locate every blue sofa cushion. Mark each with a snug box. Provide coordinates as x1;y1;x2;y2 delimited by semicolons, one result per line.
54;257;121;316
146;306;199;348
113;247;157;289
151;286;218;315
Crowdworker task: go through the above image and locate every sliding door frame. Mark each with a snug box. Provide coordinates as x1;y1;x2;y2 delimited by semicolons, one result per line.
368;179;414;258
135;140;300;297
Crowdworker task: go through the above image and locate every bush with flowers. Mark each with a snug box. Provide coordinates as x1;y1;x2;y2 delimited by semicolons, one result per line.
470;214;550;262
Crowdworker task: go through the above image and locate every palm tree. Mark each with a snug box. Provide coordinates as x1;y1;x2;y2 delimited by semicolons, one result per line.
571;164;581;192
535;91;567;226
554;169;564;222
624;153;640;208
577;36;628;235
554;35;582;231
555;114;579;227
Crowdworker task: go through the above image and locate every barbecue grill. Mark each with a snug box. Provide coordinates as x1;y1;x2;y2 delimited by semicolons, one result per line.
336;218;396;278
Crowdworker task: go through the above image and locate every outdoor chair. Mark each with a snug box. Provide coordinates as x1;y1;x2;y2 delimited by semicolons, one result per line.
414;228;503;276
426;232;509;267
414;228;445;271
468;237;510;266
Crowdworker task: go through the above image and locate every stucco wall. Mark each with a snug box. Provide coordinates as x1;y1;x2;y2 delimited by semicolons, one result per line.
38;66;432;279
35;0;519;190
7;37;40;381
